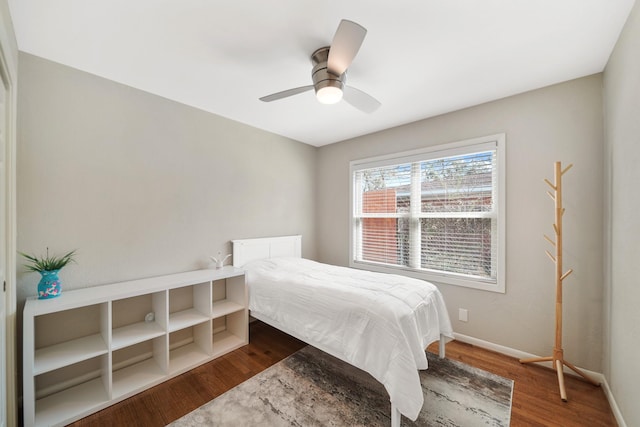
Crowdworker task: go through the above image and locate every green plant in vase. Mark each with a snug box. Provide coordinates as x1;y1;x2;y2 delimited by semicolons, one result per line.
20;248;76;299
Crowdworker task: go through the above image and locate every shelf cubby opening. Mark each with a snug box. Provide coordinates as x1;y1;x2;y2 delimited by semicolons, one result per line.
212;277;245;319
34;355;109;427
212;310;246;358
112;337;166;399
34;303;108;376
112;292;166;350
169;323;211;375
168;282;211;332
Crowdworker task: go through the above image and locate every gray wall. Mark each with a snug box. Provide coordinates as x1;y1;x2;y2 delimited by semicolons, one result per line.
317;75;605;371
603;0;640;424
17;53;317;302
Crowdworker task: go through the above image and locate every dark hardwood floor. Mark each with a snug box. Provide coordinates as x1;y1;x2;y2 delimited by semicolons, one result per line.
426;341;617;427
69;321;616;426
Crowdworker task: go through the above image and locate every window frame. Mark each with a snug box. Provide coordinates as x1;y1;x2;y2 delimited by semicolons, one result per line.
349;133;506;293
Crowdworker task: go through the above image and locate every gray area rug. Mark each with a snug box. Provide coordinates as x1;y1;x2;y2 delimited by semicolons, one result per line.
169;346;513;426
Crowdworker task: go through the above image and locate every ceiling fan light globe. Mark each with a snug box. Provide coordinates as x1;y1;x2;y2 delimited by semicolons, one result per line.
316;86;343;104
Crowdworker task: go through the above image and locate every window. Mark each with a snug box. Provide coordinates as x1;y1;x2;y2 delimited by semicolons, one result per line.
350;134;505;292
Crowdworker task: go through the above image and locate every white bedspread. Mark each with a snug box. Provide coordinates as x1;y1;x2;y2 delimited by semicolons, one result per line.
244;257;453;421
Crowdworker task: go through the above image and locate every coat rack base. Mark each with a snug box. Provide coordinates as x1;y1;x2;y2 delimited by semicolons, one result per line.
520;351;600;401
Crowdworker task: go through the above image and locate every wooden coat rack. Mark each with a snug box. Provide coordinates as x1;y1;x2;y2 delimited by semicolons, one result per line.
519;161;599;401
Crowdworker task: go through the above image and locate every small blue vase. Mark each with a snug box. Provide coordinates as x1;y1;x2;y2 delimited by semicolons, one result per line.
38;269;62;299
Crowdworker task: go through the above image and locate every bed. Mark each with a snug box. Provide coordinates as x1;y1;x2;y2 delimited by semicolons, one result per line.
232;235;453;427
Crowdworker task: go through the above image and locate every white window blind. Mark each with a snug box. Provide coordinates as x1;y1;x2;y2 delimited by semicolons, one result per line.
350;134;505;292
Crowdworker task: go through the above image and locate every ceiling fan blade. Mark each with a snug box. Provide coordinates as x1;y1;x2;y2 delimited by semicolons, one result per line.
327;20;367;75
259;85;314;102
343;86;381;113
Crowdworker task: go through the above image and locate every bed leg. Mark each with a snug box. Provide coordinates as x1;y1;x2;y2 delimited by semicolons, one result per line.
439;334;446;359
391;402;401;427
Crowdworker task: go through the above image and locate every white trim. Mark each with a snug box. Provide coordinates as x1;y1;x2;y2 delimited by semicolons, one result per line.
600;375;627;427
350;135;503;170
452;333;626;427
453;332;602;378
0;3;17;426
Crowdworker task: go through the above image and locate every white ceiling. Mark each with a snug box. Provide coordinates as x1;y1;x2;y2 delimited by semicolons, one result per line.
8;1;635;147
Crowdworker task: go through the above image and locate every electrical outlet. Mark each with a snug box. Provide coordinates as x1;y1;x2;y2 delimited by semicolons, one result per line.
458;308;468;322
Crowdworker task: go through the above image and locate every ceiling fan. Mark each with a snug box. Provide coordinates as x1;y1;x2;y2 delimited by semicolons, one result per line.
259;19;381;113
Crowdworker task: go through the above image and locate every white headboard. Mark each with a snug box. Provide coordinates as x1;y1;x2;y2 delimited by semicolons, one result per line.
232;235;302;267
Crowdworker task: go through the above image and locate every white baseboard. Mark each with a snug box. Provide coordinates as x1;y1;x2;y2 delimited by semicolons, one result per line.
452;333;626;427
600;376;627;427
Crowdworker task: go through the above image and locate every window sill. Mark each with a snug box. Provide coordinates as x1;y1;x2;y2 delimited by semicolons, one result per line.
349;260;505;293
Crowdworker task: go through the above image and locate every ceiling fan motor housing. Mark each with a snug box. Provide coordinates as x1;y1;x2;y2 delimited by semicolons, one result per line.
311;47;345;94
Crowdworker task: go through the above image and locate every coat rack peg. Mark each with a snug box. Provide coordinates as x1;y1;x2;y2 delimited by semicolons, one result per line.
544;234;556;246
521;161;599;401
545;250;556;262
544;178;557;190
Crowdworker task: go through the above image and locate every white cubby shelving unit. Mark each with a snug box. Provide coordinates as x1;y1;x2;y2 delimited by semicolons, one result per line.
23;266;247;427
